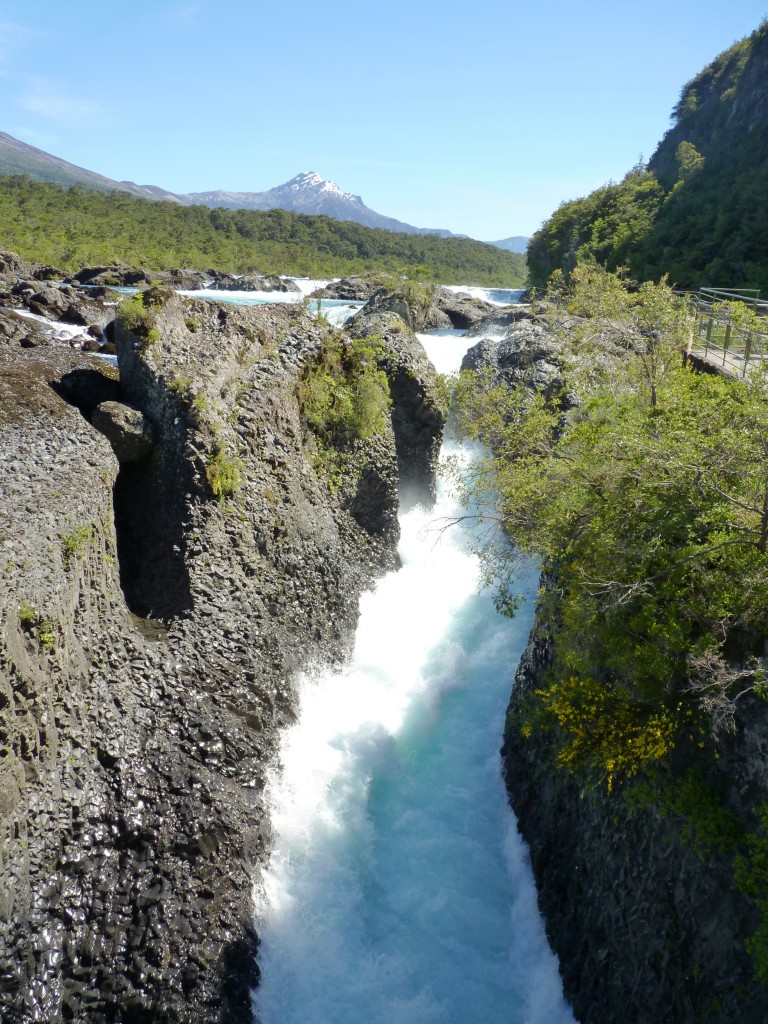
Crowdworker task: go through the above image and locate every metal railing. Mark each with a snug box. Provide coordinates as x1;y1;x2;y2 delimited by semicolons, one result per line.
689;287;768;379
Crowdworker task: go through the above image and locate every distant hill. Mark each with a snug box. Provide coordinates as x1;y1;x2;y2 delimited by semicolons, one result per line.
0;133;458;237
182;172;456;236
487;235;529;254
527;20;768;291
0;131;175;203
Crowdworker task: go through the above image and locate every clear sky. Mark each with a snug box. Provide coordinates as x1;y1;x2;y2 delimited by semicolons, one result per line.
0;1;765;240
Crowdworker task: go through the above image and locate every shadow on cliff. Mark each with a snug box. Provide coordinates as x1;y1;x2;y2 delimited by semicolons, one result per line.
111;456;193;619
52;365;193;620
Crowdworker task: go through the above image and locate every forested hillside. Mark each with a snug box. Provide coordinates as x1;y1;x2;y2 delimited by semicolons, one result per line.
0;176;526;286
528;19;768;291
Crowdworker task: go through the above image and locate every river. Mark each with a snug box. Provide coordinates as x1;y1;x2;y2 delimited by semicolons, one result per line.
251;317;575;1024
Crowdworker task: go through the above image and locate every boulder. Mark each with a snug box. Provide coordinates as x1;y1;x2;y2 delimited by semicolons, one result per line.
0;250;26;276
464;304;534;337
70;265;156;287
206;271;300;293
422;286;498;330
461;321;567;402
313;276;384;301
92;401;156;462
162;268;209;290
31;265;65;282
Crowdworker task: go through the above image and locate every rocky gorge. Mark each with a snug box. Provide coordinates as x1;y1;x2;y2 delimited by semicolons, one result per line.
0;258;446;1022
6;256;766;1024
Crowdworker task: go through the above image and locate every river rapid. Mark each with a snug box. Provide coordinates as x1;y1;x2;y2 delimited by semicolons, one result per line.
251;310;575;1024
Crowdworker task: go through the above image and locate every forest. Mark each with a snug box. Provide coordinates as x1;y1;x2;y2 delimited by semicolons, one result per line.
0;175;526;287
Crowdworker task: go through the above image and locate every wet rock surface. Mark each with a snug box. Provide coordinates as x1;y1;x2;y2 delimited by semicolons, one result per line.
204;272;300;293
461;320;567;401
311;276;382;301
0;291;443;1022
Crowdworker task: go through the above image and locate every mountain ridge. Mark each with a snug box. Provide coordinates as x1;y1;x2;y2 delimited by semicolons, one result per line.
0;133;505;241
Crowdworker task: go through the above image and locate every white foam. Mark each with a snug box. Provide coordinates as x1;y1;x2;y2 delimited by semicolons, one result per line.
253;396;575;1022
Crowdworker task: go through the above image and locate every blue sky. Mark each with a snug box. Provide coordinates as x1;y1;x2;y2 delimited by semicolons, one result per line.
0;2;765;240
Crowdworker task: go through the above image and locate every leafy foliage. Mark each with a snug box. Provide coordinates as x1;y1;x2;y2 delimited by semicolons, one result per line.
453;268;768;789
0;175;526;287
735;805;768;980
299;332;392;485
528;675;677;792
527;21;768;292
205;446;243;499
116;292;160;349
527;166;664;287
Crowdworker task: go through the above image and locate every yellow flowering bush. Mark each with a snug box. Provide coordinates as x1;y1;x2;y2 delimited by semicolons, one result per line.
531;675;676;791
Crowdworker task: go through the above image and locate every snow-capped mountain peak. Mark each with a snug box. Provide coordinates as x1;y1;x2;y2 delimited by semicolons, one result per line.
282;172;362;205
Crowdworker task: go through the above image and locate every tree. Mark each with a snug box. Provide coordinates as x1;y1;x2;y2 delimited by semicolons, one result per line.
452;269;768;787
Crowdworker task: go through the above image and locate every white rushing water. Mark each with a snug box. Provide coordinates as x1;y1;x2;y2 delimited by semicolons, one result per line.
252;329;575;1024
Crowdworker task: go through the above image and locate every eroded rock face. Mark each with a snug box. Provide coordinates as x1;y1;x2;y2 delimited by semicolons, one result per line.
313;276;382;301
461;322;567;401
0;292;443;1023
421;286;498;331
502;618;768;1024
346;303;448;507
92;401;156;462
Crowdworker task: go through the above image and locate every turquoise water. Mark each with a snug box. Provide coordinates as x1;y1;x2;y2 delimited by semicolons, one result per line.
252;333;574;1024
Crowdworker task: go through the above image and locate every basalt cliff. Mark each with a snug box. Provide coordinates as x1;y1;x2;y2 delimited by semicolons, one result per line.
0;271;445;1022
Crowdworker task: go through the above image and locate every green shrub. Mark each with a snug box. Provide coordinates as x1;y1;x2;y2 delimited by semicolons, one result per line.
60;525;91;568
116;292;161;349
206;446;243;499
299;332;391;449
38;619;55;651
18;602;36;631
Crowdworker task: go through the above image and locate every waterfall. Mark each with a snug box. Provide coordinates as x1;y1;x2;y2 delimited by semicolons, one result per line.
252;329;575;1024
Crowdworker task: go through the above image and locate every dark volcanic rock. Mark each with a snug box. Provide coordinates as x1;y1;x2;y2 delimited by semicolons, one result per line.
92;400;156;462
0;308;52;349
0;249;26;277
464;304;534;337
70;265;157;287
1;279;118;344
503;612;768;1024
163;268;210;290
313;276;383;301
0;288;442;1023
206;272;300;293
360;284;499;332
31;264;65;282
422;286;498;330
461;320;567;402
346;304;448;506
